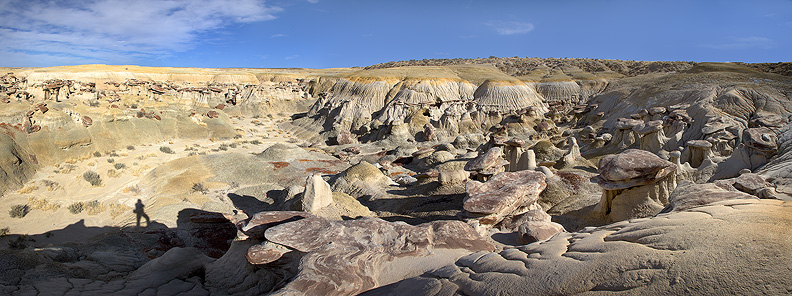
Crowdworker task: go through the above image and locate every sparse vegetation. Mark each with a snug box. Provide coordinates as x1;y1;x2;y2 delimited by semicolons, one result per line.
85;200;105;215
114;163;126;170
250;139;262;145
0;227;9;237
159;146;174;154
218;144;229;151
28;197;60;211
109;203;130;218
83;171;102;186
109;152;120;157
234;134;243;139
55;164;76;174
93;151;102;157
9;204;31;218
107;158;115;163
68;202;84;214
107;169;122;178
123;185;141;195
229;143;238;148
17;185;38;194
41;180;62;191
192;182;208;194
127;145;135;150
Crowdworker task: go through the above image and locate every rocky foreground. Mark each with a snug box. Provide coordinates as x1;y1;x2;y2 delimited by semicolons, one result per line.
0;59;791;295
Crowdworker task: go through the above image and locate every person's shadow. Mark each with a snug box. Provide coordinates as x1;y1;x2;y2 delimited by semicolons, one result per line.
134;199;150;227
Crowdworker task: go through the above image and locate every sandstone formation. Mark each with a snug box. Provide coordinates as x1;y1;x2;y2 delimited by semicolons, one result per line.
2;59;792;295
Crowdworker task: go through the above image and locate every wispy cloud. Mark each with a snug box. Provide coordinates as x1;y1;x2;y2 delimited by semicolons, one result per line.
271;34;288;38
485;21;534;35
285;54;299;60
699;36;775;50
0;0;283;66
307;0;320;3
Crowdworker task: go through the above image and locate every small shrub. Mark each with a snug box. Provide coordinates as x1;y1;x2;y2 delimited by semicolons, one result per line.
109;203;130;218
9;204;30;218
127;145;135;150
107;169;121;178
250;139;262;145
93;151;102;157
83;171;102;186
229;143;238;148
0;227;9;237
188;152;197;156
218;144;229;151
234;134;243;139
159;146;174;154
107;158;115;163
85;200;105;215
123;185;141;194
114;163;126;170
68;202;85;214
109;152;119;157
191;183;208;194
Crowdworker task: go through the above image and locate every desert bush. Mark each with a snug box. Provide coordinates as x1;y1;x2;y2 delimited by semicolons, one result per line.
229;143;238;148
0;227;9;237
127;145;135;150
41;180;62;191
114;163;126;170
9;204;30;218
85;200;105;215
234;134;243;139
188;152;197;156
250;139;262;145
123;185;141;195
218;144;229;151
109;152;119;157
93;151;102;157
68;202;84;214
107;158;115;163
83;171;102;186
28;197;60;211
159;146;174;154
192;183;208;194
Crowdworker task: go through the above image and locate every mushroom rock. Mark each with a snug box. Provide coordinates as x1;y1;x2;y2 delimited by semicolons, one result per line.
611;118;642;150
503;138;525;172
648;106;667;121
589;133;612;149
682;140;714;168
663;118;689;150
463;170;547;227
259;216;494;295
659;181;757;214
556;137;587;169
715;173;776;198
438;169;471;185
592;149;677;222
464;146;508;180
633;120;667;153
749;112;788;130
704;130;737;156
710;128;778;181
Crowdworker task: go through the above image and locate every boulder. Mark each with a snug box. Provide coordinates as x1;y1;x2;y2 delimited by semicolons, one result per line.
518;221;565;243
300;174;333;213
464;170;547;226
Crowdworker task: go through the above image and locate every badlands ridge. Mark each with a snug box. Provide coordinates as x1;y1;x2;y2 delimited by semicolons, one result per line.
0;58;791;295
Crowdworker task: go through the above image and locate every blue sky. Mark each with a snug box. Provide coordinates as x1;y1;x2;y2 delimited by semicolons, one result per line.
1;0;790;68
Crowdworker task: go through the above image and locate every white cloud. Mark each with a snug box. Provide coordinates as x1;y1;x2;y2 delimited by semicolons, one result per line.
485;21;534;35
285;54;299;60
0;0;283;66
271;33;288;38
699;36;775;50
307;0;320;3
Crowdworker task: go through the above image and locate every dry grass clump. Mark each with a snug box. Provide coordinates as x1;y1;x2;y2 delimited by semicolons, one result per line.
17;185;38;194
28;197;60;211
85;200;105;215
108;203;130;218
41;180;63;191
107;169;122;178
191;182;208;194
136;153;157;160
54;164;76;174
83;171;102;186
123;185;141;195
132;164;151;177
114;163;126;170
9;204;30;218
